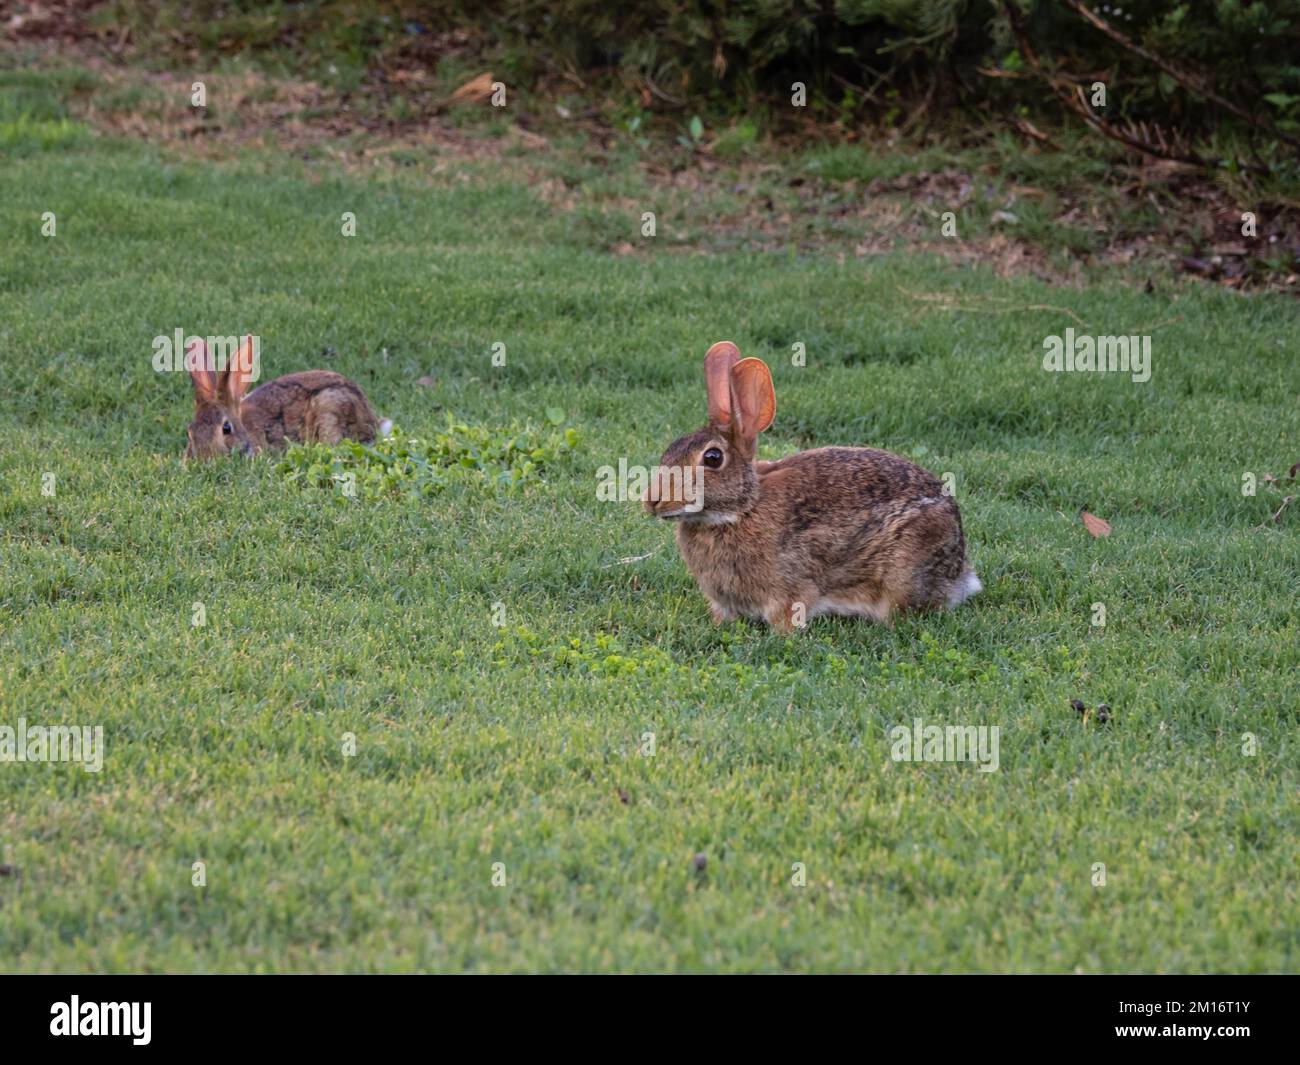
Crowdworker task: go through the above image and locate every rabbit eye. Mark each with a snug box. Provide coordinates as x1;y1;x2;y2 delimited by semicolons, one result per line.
222;421;232;435
702;447;723;469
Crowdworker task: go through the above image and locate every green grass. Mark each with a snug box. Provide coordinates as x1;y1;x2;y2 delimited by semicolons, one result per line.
0;80;1297;973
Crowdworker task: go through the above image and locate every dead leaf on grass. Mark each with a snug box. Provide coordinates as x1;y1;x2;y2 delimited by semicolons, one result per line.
1080;511;1112;538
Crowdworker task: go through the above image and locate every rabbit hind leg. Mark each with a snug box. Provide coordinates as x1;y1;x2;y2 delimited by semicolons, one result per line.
306;388;374;445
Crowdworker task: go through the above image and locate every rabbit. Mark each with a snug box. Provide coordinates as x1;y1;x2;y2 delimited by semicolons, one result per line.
644;340;981;632
184;336;390;460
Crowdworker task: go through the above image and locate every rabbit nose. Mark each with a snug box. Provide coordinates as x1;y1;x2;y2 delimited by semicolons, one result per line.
239;443;254;459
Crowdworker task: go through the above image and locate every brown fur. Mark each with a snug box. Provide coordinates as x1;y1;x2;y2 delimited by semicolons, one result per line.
184;338;379;460
645;341;979;631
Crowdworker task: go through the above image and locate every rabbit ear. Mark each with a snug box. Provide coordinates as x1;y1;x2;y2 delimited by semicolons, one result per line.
185;339;218;402
223;335;256;402
704;341;741;425
728;357;776;439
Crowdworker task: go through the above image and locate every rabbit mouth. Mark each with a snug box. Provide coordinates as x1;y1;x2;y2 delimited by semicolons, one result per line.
651;499;705;520
657;508;738;526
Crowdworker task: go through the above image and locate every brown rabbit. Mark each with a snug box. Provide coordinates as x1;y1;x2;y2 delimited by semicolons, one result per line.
184;336;387;460
645;341;981;632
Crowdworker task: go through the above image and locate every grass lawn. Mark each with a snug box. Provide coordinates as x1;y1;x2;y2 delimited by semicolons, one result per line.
1;68;1297;973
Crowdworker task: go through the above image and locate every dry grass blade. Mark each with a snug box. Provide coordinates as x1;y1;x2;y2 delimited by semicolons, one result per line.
600;550;658;569
896;286;1090;328
444;72;495;108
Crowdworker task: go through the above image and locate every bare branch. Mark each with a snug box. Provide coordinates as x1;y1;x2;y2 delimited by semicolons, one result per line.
1001;0;1208;167
1062;0;1300;149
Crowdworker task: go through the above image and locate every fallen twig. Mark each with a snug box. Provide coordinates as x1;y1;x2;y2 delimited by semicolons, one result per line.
1001;1;1208;168
1061;0;1299;152
1254;495;1295;529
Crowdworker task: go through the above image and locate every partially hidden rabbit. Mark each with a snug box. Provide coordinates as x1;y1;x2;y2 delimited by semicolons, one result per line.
644;341;981;631
184;336;389;460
